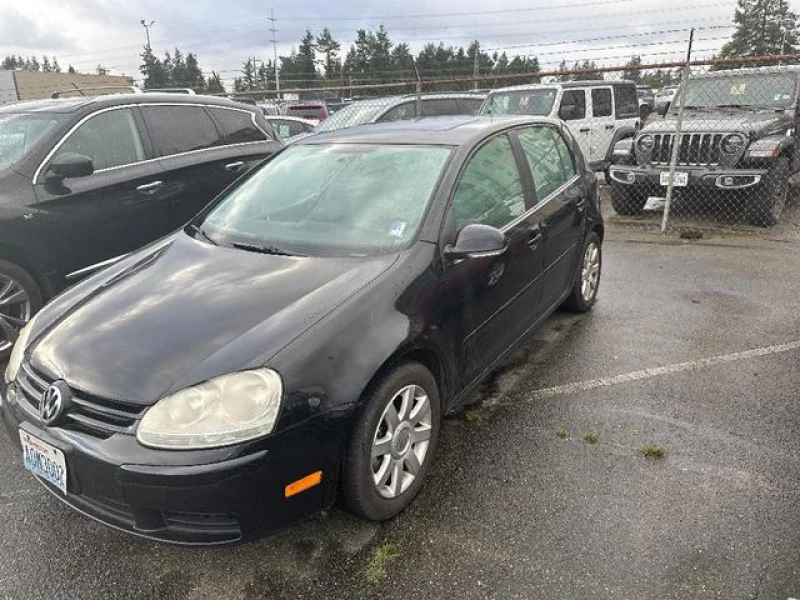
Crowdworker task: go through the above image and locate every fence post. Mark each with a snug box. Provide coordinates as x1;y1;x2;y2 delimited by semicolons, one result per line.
661;28;694;233
410;57;422;117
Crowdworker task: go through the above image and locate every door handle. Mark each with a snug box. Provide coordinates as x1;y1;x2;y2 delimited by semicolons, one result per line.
605;124;615;130
579;127;590;133
527;226;543;250
576;198;587;212
136;180;163;194
224;161;246;172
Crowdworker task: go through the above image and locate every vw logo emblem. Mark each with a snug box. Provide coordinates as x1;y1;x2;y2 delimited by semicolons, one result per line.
40;381;70;426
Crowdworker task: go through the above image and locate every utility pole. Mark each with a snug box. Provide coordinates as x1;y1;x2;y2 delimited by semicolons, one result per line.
473;42;480;91
140;20;155;49
269;9;280;99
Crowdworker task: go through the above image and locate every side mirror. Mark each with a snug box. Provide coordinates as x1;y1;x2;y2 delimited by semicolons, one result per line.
48;153;94;180
445;224;507;260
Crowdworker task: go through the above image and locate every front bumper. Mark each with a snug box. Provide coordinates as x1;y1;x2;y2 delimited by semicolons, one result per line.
1;379;350;545
608;165;768;191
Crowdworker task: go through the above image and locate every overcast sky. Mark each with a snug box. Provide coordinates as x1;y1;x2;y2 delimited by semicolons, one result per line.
0;0;797;87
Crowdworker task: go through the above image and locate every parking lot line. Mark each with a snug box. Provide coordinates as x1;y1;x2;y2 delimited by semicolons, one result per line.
525;339;800;401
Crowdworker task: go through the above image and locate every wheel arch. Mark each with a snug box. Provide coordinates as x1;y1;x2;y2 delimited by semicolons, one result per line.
0;242;52;299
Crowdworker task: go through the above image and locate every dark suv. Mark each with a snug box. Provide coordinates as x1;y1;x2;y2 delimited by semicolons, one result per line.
608;66;800;226
0;93;282;357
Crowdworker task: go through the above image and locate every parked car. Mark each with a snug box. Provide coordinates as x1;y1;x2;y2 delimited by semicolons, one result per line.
0;93;282;358
637;85;655;119
654;86;677;116
265;115;316;141
608;66;800;226
285;102;331;125
309;93;487;137
480;80;640;172
259;103;283;116
1;116;603;544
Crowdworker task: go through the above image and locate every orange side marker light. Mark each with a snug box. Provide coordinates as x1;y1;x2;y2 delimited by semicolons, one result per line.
285;470;323;498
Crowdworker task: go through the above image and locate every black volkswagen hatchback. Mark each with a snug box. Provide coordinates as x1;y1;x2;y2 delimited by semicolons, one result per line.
1;116;603;544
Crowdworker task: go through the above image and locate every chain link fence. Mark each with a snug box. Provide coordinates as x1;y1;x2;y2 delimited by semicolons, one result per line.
235;52;800;237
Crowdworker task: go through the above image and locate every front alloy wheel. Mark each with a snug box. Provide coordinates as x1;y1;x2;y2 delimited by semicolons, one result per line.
580;242;601;303
343;362;441;521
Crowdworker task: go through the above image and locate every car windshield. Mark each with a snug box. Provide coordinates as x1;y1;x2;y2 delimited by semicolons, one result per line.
196;143;453;256
480;89;557;116
680;73;797;110
315;101;394;133
0;112;66;170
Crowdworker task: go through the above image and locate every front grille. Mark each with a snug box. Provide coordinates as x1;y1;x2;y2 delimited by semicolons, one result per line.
650;133;723;166
16;362;146;438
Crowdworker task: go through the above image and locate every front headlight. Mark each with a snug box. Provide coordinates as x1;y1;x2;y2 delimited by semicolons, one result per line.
721;133;746;154
137;369;283;450
4;315;38;383
637;134;654;153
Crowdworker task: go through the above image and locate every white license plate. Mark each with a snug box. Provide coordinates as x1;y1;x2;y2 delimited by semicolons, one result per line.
20;430;68;494
660;171;688;187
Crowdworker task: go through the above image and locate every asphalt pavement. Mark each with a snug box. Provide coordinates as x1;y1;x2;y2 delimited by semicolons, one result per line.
1;218;799;599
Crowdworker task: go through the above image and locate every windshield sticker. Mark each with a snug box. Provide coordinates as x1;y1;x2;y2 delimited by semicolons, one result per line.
519;96;530;107
774;93;792;101
730;83;747;96
389;220;407;238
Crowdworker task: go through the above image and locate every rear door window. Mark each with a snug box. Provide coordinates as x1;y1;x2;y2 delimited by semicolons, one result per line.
457;97;485;115
591;88;613;118
208;108;269;144
377;102;416;122
54;108;145;170
141;105;223;156
558;90;586;120
421;99;459;116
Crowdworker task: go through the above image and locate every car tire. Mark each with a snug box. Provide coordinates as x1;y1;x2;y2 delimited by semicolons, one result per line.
342;361;441;521
748;156;789;227
610;182;648;215
0;259;43;361
561;232;602;313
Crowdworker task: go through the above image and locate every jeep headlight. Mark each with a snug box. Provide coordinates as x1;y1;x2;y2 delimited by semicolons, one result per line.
4;315;38;383
636;134;655;153
721;133;746;154
137;369;283;450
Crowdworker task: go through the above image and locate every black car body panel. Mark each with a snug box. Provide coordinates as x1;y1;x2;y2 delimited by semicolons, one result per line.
1;116;603;543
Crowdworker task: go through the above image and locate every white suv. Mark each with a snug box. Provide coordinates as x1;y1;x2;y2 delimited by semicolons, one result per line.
480;80;641;172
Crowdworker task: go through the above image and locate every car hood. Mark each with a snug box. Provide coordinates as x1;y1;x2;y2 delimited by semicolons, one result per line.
642;109;792;136
30;233;399;405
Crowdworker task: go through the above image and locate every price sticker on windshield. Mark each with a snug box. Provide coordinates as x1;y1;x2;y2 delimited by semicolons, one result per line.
730;83;747;96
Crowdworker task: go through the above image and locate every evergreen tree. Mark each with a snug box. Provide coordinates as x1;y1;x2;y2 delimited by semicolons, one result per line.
296;30;318;86
140;45;169;88
718;0;798;66
206;71;225;94
184;53;205;91
68;65;76;74
52;57;61;73
2;56;17;69
623;55;643;83
42;56;51;72
316;28;341;80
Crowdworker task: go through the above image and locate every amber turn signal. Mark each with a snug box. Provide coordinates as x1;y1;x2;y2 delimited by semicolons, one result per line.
285;471;323;498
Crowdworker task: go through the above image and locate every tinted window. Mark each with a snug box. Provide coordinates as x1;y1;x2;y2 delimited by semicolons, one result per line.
591;88;613;117
272;119;312;139
421;99;459;116
378;102;416;122
0;112;68;170
458;97;484;115
55;108;144;170
518;126;574;201
210;108;268;144
287;105;325;119
559;90;586;120
614;84;639;118
142;105;222;156
451;135;525;231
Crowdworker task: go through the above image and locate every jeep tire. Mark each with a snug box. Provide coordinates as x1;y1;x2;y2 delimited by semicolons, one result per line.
748;156;789;227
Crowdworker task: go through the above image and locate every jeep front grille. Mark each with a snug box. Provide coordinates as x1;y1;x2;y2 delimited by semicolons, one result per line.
650;133;723;166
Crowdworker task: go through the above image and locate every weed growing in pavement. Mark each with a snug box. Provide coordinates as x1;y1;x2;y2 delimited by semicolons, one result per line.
365;543;399;584
465;410;483;423
638;443;667;458
583;431;600;444
557;428;570;439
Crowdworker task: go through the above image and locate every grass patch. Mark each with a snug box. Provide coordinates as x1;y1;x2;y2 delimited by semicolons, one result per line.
638;443;667;458
365;543;399;584
464;410;483;423
556;428;570;439
583;430;600;444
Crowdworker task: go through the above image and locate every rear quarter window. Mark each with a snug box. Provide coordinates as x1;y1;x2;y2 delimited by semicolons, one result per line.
209;107;269;144
614;84;639;119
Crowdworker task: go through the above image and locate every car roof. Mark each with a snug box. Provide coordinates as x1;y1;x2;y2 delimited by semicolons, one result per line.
0;93;257;115
692;65;800;79
265;115;316;124
296;115;560;146
489;80;635;93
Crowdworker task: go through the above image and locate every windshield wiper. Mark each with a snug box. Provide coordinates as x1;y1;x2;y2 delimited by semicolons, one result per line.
231;241;304;257
187;223;217;246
